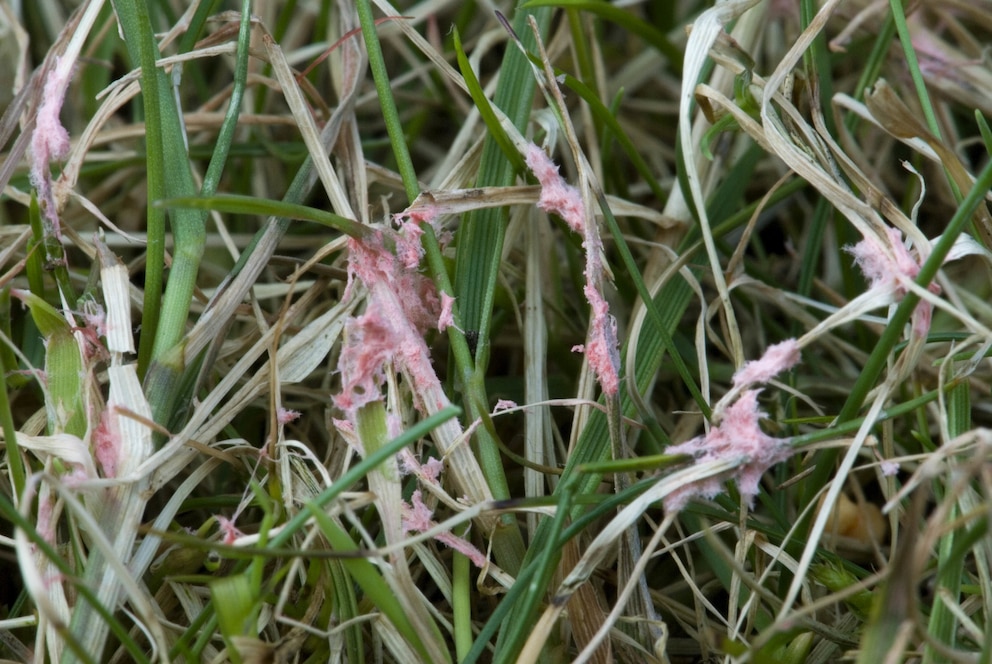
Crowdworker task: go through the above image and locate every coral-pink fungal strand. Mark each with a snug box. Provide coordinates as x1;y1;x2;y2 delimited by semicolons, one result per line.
524;143;584;233
663;390;793;512
732;338;800;388
402;490;487;568
525;143;620;396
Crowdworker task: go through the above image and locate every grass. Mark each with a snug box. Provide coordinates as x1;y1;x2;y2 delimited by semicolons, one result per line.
3;0;992;662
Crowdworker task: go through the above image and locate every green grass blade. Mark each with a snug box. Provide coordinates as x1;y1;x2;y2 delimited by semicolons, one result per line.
306;505;436;662
451;28;526;175
923;379;970;663
328;559;365;664
521;0;682;71
160;194;368;239
453;7;550;351
196;0;251;201
112;0;205;375
13;290;84;436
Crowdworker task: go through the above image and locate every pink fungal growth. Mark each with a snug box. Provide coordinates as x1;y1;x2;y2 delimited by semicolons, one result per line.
402;490;487;568
334;216;448;418
216;516;245;546
399;450;445;484
438;291;455;332
394;217;425;270
525;144;585;234
333;308;395;414
526;143;620;396
394;203;439;227
880;459;900;477
36;494;58;544
663;390;793;512
31;56;74;235
80;303;108;339
582;285;621;396
93;408;120;478
421;457;445;482
732;339;800;388
847;227;924;292
493;399;517;413
847;227;940;337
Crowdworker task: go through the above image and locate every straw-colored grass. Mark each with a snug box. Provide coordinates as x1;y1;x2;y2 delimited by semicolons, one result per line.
3;1;992;662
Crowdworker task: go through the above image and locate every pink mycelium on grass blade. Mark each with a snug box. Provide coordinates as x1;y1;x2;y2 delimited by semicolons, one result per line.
402;490;487;568
334;212;448;418
732;338;801;388
93;408;120;479
36;495;58;545
31;55;75;236
663;390;794;513
276;407;300;424
525;143;620;396
492;399;517;413
437;291;456;333
398;449;445;484
216;516;246;546
581;285;621;396
847;226;940;337
333;209;502;516
525;144;584;234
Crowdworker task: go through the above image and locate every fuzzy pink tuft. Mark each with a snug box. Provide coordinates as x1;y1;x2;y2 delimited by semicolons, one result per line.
397;449;418;476
525;143;620;396
216;516;245;546
880;460;900;477
438;291;455;332
93;408;119;478
276;407;300;424
847;227;939;337
493;399;517;413
525;144;585;233
582;285;621;395
663;390;793;512
732;339;801;388
31;56;74;234
346;232;441;334
401;490;435;533
421;457;444;483
395;204;439;227
32;58;73;179
394;219;425;270
335;219;450;417
397;450;445;484
36;495;58;544
847;227;920;290
434;531;488;568
333;309;394;414
401;490;487;568
62;465;91;489
80;303;107;338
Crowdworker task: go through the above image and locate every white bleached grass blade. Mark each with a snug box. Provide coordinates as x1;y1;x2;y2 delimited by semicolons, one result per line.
97;239;135;355
65;360;156;661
